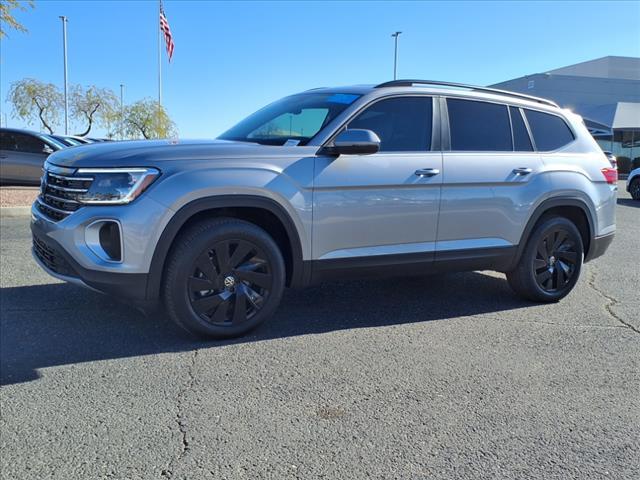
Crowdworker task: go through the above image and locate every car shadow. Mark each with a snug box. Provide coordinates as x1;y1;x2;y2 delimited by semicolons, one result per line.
1;271;532;385
617;198;639;208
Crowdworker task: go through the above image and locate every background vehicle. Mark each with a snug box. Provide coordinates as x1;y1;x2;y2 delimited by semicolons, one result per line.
627;167;640;200
603;151;617;169
31;80;617;338
51;135;91;147
0;128;65;186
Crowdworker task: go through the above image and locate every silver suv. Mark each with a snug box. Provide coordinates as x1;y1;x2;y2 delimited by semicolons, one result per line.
31;80;618;338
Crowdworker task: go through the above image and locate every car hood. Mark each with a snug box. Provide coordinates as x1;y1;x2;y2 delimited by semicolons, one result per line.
46;139;317;168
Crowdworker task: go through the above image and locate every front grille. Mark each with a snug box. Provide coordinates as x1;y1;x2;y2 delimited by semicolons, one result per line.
32;234;76;277
38;166;94;222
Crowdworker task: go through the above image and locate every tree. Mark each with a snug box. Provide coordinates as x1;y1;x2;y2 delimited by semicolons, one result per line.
70;85;119;137
7;78;63;134
0;0;34;38
123;99;176;139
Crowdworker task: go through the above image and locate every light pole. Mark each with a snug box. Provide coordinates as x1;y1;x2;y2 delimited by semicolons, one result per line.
60;16;69;134
391;31;402;80
120;84;124;140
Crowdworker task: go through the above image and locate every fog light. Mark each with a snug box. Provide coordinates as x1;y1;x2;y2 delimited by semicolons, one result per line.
85;220;123;263
99;222;122;262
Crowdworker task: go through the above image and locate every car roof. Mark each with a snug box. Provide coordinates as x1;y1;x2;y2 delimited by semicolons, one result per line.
303;80;560;111
0;127;50;136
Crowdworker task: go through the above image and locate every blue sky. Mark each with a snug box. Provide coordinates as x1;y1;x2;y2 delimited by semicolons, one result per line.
1;0;639;138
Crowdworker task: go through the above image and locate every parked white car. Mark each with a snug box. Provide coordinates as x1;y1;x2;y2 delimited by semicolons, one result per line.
627;168;640;200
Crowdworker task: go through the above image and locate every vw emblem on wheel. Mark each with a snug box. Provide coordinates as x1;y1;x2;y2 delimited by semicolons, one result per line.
223;276;236;289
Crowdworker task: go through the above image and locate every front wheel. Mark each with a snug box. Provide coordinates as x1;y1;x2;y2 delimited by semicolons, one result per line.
507;216;583;302
163;218;285;338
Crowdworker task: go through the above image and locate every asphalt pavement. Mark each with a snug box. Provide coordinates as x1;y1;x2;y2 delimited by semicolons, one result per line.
1;182;638;479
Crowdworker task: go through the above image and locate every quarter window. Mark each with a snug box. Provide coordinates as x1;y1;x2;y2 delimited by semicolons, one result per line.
447;99;512;151
524;109;574;151
510;106;533;152
347;97;432;152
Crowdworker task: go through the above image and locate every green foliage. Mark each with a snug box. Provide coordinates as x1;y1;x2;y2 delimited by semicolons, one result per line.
0;0;34;38
7;78;63;134
70;85;119;137
124;99;177;139
7;77;177;139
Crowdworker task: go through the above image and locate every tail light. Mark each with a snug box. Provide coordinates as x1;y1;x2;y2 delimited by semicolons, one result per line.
601;167;618;185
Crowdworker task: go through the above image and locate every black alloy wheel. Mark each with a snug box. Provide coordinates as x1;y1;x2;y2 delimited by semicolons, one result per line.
533;227;579;293
164;218;285;338
188;239;272;325
507;216;583;302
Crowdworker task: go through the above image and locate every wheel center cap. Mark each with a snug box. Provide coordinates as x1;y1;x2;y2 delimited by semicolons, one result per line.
549;255;557;266
223;276;236;289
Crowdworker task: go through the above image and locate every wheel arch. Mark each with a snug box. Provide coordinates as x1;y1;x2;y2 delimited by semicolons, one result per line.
146;195;307;301
515;197;596;267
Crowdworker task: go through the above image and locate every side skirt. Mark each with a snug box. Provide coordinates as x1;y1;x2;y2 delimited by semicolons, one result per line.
307;246;517;285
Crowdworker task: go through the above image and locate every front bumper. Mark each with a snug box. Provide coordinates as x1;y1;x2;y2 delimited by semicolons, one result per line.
30;195;172;304
31;220;150;301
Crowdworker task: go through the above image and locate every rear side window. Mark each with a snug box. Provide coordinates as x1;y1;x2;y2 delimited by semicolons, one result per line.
348;97;432;152
510;107;533;152
524;109;574;151
14;133;46;154
447;99;512;151
0;132;11;150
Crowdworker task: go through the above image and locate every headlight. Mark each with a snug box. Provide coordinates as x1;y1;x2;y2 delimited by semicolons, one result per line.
75;167;160;205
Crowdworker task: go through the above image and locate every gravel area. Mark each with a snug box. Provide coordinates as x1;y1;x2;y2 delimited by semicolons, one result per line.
0;187;39;207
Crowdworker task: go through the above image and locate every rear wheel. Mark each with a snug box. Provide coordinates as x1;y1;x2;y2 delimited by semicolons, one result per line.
630;178;640;200
507;216;583;302
163;218;285;338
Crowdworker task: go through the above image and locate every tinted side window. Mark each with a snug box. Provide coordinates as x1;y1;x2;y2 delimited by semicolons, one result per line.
0;132;12;150
510;106;533;152
524;109;574;151
447;99;512;151
348;97;432;152
14;133;46;154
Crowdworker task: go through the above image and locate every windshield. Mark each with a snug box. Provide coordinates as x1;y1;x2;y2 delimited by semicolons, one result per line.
218;92;361;146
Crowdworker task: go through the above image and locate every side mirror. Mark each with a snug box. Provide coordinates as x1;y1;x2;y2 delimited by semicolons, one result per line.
322;129;381;156
42;145;54;155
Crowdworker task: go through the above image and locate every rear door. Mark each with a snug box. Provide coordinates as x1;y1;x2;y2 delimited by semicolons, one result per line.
313;96;442;262
438;98;545;256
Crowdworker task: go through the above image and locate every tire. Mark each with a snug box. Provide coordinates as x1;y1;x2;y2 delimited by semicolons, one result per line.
630;178;640;200
163;217;285;338
507;216;584;302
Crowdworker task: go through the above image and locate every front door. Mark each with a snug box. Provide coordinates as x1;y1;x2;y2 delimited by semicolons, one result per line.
313;96;442;264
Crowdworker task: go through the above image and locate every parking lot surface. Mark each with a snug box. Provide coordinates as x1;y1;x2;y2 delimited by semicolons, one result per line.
1;182;638;480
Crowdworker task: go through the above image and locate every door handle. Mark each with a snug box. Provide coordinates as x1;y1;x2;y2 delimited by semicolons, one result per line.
512;167;533;175
415;168;440;177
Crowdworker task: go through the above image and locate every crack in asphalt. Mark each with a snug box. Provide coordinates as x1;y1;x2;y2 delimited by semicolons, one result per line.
587;269;640;335
516;319;628;330
161;348;199;478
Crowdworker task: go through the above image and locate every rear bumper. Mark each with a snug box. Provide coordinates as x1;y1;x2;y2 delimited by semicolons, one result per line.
31;221;150;303
585;232;615;263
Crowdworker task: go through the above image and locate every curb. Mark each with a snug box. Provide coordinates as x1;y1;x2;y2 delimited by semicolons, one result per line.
0;206;32;218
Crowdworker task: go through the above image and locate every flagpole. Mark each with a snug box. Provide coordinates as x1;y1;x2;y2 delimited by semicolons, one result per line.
158;0;162;107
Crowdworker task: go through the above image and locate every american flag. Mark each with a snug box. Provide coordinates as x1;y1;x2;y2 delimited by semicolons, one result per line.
160;2;174;62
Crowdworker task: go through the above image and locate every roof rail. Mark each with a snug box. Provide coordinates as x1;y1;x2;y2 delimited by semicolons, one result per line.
374;79;559;108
